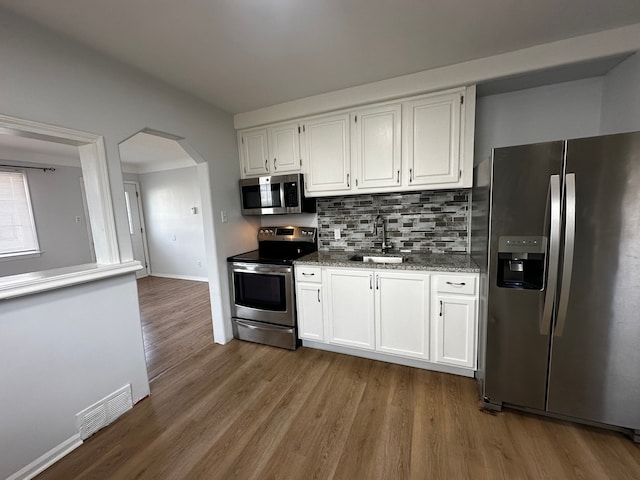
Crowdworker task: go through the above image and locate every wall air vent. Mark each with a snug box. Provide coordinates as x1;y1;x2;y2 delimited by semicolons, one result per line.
76;384;133;440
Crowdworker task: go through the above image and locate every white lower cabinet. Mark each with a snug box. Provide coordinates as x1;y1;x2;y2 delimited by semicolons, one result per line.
295;266;478;374
434;296;476;367
433;274;477;369
324;268;375;350
375;271;430;359
296;283;324;341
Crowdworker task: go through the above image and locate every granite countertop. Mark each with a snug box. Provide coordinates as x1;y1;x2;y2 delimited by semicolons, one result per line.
294;251;480;273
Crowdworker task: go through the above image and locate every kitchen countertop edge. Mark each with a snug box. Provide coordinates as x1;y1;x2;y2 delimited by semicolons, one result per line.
294;251;480;273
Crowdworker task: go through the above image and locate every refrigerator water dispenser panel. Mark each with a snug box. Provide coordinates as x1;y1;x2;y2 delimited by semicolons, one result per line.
497;236;547;290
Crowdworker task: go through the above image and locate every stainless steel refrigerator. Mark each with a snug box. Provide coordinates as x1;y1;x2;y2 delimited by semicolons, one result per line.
472;131;640;441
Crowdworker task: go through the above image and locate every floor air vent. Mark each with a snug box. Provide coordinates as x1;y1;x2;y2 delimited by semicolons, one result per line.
76;384;133;440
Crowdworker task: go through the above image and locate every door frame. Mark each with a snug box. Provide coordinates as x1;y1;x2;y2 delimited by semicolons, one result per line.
124;180;151;277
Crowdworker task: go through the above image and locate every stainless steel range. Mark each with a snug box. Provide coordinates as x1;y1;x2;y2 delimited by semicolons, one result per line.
227;226;317;350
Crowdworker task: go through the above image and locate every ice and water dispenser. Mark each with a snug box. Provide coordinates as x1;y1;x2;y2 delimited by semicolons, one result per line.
496;236;547;290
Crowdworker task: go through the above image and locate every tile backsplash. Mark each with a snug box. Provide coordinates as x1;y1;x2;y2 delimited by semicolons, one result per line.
317;190;470;253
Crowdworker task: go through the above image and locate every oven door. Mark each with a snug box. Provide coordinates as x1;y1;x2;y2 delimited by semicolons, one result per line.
229;262;294;327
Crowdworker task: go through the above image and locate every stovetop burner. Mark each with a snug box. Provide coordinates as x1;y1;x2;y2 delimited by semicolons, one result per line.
227;226;317;266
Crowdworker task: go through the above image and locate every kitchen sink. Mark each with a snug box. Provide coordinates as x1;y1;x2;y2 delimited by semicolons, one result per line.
349;254;407;264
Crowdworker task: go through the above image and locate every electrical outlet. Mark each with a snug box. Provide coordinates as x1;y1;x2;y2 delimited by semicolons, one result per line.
197;260;202;268
220;211;228;223
75;216;82;223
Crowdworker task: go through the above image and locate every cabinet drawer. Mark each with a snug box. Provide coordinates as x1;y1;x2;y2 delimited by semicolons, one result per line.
436;275;476;295
295;266;322;283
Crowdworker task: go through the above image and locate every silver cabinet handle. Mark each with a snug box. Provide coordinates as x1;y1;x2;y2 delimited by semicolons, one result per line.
446;281;466;286
274;158;277;170
317;288;321;302
369;274;372;290
265;159;269;171
439;300;443;317
397;170;400;183
409;168;413;182
376;274;379;290
541;174;561;335
302;272;315;276
347;173;350;188
555;172;576;337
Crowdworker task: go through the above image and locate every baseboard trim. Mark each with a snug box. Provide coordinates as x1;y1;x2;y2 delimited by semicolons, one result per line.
150;273;208;282
7;434;83;480
302;340;475;378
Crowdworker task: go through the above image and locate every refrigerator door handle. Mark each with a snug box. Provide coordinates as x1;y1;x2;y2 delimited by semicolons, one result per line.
541;174;561;335
555;173;576;337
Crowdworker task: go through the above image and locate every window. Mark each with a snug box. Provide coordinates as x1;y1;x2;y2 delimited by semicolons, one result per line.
0;170;40;257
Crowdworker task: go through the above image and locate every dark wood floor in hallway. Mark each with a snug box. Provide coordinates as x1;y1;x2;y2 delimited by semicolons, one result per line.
136;276;213;381
36;339;640;479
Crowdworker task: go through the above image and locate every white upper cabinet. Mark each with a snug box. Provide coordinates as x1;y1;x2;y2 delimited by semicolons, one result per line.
238;128;270;177
237;85;475;190
268;122;301;174
239;122;301;178
300;113;351;195
402;91;462;187
352;103;401;190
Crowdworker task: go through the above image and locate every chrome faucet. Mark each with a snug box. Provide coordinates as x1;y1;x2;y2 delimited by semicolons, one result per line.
374;215;392;253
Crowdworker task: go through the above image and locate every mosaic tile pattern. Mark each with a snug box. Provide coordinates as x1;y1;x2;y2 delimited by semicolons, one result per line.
316;190;470;253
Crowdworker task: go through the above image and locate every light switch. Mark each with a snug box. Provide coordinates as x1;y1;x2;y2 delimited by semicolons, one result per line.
221;211;228;223
191;207;197;214
334;228;341;240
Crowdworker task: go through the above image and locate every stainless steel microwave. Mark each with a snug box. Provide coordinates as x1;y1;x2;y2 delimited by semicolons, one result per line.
239;173;316;215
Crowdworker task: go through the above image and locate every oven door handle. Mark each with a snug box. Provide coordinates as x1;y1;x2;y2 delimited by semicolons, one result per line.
231;263;292;275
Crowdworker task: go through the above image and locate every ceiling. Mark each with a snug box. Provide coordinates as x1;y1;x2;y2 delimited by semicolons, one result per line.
1;1;640;114
0;131;193;174
119;132;195;174
0;134;80;168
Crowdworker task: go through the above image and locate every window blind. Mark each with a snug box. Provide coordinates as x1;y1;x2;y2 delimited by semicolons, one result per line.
0;171;39;256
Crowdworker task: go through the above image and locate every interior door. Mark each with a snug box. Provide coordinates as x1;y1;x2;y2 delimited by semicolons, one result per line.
484;141;563;410
547;132;640;430
124;182;150;278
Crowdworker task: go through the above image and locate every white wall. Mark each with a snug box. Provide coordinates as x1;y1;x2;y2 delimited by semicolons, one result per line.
474;77;604;163
600;53;640;134
0;274;148;480
0;8;256;478
0;161;94;276
0;7;257;343
139;166;208;280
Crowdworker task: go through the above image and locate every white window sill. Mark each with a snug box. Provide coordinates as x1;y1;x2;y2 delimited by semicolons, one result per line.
0;251;42;262
0;261;143;300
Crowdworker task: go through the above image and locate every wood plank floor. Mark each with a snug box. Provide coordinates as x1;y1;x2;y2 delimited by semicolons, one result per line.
36;340;640;479
136;276;213;380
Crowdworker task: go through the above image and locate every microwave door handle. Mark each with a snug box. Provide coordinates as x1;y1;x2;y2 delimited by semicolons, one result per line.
555;173;576;337
541;174;561;335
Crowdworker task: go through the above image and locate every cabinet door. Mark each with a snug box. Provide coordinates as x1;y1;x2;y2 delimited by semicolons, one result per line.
403;92;462;187
269;122;300;174
352;104;401;190
375;271;430;359
296;283;324;341
239;128;270;177
435;295;476;368
300;113;351;195
325;268;375;350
